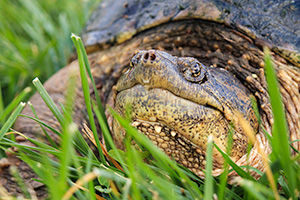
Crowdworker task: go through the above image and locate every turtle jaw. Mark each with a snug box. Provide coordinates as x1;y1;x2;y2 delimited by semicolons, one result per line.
113;84;238;169
115;50;224;112
128;118;209;172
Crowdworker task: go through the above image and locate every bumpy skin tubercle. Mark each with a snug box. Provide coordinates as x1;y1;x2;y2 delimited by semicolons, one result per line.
114;50;258;173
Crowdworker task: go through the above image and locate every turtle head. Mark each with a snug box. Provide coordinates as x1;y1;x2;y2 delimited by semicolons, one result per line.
114;50;258;171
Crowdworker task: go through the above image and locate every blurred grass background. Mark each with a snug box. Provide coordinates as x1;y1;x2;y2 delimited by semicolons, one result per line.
0;0;100;107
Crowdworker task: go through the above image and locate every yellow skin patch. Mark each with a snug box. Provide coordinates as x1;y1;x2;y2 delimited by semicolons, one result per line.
114;50;258;170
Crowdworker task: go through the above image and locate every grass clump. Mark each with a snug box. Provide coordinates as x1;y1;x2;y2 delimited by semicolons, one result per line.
0;35;299;199
0;0;99;108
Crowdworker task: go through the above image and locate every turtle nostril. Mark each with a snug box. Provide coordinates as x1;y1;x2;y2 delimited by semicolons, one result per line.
150;53;156;61
144;52;149;60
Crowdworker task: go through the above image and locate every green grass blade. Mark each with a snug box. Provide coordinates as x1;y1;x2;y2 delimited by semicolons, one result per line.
258;160;280;185
0;138;59;156
27;102;58;148
278;175;291;197
86;152;96;200
20;152;61;199
58;122;77;196
9;166;32;199
241;179;284;200
32;77;96;159
78;36;112;151
93;103;127;173
264;47;296;197
213;143;255;181
204;135;214;200
0;87;31;123
0;84;4;118
218;126;234;200
71;34;106;164
56;69;80;196
19;113;95;160
0;102;26;140
78;37;106;120
70;34;96;133
19;114;62;137
32;78;64;124
126;144;142;200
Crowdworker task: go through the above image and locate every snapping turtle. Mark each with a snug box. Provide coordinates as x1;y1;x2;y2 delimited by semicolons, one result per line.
1;0;300;197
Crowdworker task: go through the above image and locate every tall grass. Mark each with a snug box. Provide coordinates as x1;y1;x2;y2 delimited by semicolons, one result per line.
0;35;299;199
0;0;99;109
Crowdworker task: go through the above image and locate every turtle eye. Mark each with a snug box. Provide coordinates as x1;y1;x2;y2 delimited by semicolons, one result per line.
180;60;206;83
126;54;139;75
191;63;201;77
130;53;141;67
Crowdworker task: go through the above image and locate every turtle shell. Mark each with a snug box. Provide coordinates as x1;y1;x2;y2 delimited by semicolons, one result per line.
82;0;300;66
82;0;221;50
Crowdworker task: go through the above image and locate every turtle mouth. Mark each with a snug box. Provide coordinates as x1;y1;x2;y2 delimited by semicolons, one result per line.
114;84;230;168
130;118;207;172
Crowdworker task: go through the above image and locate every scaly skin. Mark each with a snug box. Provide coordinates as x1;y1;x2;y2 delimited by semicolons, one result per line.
114;50;258;172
